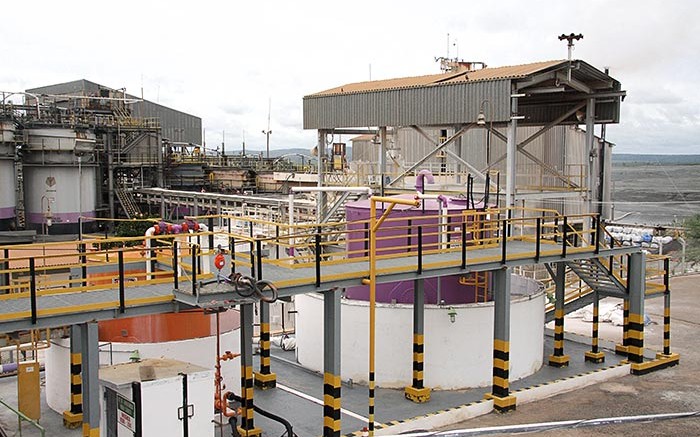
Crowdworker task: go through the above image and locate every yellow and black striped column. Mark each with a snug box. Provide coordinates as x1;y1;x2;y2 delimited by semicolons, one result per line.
254;302;277;389
239;304;262;437
655;258;680;366
486;267;516;412
323;289;342;437
585;291;605;363
626;253;650;375
548;263;570;367
62;325;83;429
405;278;431;403
615;299;630;356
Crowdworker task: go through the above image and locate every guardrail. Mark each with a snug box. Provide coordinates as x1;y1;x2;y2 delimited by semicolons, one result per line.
0;397;45;437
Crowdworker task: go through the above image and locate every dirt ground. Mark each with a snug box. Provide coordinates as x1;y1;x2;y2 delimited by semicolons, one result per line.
442;274;700;435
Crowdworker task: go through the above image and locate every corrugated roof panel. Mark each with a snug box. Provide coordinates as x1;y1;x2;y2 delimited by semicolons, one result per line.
308;60;565;97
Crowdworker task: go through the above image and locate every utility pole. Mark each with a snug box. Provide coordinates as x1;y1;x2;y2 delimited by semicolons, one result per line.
262;98;272;159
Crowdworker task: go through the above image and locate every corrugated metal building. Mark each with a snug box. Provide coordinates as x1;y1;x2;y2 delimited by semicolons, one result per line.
26;79;202;144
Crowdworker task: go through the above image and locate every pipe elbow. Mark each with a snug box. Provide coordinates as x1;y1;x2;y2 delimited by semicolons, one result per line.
415;169;435;191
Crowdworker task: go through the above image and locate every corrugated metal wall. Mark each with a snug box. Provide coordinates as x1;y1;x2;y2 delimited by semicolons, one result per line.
304;80;512;129
350;124;597;215
26;80;202;145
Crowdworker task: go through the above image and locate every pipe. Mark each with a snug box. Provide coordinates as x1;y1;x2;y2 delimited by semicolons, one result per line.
415;169;435;193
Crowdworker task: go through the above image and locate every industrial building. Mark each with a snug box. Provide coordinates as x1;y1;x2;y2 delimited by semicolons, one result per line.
0;56;681;437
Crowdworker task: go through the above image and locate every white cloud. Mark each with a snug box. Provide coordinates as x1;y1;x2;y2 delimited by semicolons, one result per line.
1;0;698;154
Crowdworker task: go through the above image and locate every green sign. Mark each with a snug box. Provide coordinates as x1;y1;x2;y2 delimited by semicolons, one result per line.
117;394;135;432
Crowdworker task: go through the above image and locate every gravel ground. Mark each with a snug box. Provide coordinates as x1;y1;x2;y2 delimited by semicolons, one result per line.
441;274;700;435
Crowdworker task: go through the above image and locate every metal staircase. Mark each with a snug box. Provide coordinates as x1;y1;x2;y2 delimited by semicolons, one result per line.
115;187;142;218
565;258;627;297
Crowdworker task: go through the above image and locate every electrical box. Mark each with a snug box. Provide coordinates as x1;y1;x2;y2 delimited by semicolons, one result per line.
18;361;41;421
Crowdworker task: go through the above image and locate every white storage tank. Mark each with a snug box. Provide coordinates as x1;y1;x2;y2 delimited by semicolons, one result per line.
22;128;97;234
0;119;16;230
295;274;545;389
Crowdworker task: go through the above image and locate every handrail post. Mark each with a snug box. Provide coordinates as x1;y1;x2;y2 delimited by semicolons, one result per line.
230;237;236;275
118;250;125;313
256;239;263;281
191;244;197;297
364;222;369;258
79;243;87;288
29;258;37;324
562;216;568;258
535;217;541;262
461;222;467;269
501;219;507;264
417;226;423;274
172;241;179;290
315;229;321;287
594;215;601;254
208;217;214;250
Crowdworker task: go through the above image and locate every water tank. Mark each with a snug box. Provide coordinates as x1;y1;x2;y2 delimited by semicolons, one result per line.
23;128;97;234
0;120;16;230
345;194;490;304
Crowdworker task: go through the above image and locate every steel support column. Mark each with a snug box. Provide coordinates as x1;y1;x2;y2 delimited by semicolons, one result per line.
487;267;515;412
627;253;647;373
254;302;276;389
655;258;680;366
63;325;83;429
585;291;605;363
323;289;342;437
317;130;326;223
615;299;630;356
379;127;387;196
505;90;518;209
405;278;430;402
80;322;100;437
549;262;570;367
238;304;262;436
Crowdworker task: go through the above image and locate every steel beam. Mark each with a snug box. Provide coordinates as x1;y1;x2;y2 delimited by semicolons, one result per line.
388;124;475;187
323;289;341;437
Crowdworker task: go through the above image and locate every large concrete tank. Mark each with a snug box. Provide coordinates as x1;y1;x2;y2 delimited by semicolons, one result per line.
0;120;16;230
23;128;97;234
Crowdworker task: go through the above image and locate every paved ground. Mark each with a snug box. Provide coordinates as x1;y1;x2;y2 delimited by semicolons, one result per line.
0;275;696;436
441;274;700;435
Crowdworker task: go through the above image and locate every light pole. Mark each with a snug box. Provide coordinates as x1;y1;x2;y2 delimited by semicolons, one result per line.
262;129;272;159
363;195;419;435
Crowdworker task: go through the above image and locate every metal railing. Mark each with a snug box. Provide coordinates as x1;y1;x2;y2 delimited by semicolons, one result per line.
0;397;46;437
0;208;637;325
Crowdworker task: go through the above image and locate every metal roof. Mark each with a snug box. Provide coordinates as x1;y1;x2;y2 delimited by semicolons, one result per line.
311;60;564;97
303;59;624;129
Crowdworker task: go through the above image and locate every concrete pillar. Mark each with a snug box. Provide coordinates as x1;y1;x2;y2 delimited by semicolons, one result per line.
405;278;430;402
585;291;605;363
238;304;262;436
487;267;516;412
549;262;570;367
80;322;100;437
323;289;341;437
254;302;276;389
62;325;83;429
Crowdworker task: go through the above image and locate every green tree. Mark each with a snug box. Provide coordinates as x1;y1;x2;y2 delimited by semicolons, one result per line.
684;214;700;263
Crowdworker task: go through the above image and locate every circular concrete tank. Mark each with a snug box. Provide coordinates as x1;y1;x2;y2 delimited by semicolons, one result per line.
295;275;544;389
0;120;16;230
45;310;242;415
23;128;97;233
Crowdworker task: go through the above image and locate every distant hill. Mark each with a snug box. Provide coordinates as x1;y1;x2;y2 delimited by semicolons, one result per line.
223;146;353;161
613;154;700;165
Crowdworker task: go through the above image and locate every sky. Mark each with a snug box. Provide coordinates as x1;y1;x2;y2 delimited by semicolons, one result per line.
1;0;698;154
